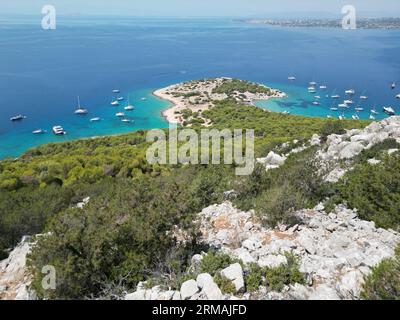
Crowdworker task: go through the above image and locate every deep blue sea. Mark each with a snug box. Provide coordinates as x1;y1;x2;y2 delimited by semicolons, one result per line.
1;16;400;159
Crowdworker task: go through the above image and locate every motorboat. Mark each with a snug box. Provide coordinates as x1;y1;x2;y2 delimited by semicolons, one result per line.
391;83;396;90
10;114;27;121
330;107;338;111
396;94;400;99
111;100;119;106
355;107;364;112
288;76;296;81
331;95;340;99
90;117;101;122
113;89;120;94
309;81;317;86
319;85;327;90
338;104;348;108
312;101;320;106
116;112;125;117
345;89;355;95
308;87;316;93
117;96;124;101
360;96;368;100
344;100;353;105
383;107;396;115
314;95;321;99
53;126;66;135
121;118;133;123
32;129;46;134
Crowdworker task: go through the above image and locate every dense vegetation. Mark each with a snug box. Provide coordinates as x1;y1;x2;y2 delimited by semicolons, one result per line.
361;245;400;300
212;78;272;96
3;93;399;299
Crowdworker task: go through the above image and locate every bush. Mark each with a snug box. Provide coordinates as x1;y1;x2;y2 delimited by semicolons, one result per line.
361;246;400;300
264;252;305;292
319;120;346;141
245;263;264;292
199;251;234;275
214;273;237;294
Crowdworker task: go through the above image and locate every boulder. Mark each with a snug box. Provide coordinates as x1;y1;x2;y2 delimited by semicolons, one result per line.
310;134;321;146
258;254;287;268
336;269;365;299
196;273;223;300
265;151;286;166
339;142;364;159
308;285;340;300
221;263;245;293
180;279;199;300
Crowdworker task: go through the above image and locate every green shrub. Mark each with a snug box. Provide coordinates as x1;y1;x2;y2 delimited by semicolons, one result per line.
319;120;346;141
214;273;237;294
245;263;264;292
199;251;234;275
361;246;400;300
264;252;305;292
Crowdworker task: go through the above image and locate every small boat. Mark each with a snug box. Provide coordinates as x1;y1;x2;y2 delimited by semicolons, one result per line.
308;87;316;93
10;114;27;121
352;114;360;120
111;100;119;106
74;96;88;115
116;112;125;117
330;107;339;111
117;96;124;101
339;114;345;120
53;126;66;135
344;100;353;105
338;103;348;108
90;117;101;122
141;97;147;101
288;76;296;81
319;85;327;90
396;94;400;99
369;114;376;120
32;129;46;134
314;95;321;99
391;83;396;90
282;111;290;115
309;81;317;86
121;118;133;123
383;107;396;115
355;107;364;112
331;95;340;99
312;101;320;106
345;89;355;95
112;89;120;94
371;108;379;115
360;96;368;100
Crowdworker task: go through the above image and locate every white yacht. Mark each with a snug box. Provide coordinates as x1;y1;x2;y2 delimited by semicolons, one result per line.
309;81;317;86
121;118;133;123
383;107;396;115
74;96;88;114
355;107;364;112
339;114;345;120
117;96;124;101
396;94;400;99
314;95;321;99
288;76;296;81
371;108;379;115
116;112;125;117
391;83;396;90
312;101;320;106
141;97;147;101
330;107;339;111
90;117;101;122
344;100;353;105
345;89;355;95
331;94;340;99
32;129;46;134
111;100;119;106
53;126;66;135
360;96;368;100
308;87;316;93
338;103;348;108
352;114;360;120
369;114;376;120
319;85;327;90
113;89;120;94
10;114;27;121
282;111;290;115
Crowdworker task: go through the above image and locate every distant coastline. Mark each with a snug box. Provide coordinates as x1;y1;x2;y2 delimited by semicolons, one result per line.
243;17;400;29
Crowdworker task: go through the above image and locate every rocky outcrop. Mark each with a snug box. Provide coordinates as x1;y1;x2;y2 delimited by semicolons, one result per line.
0;237;36;300
318;116;400;182
196;201;399;300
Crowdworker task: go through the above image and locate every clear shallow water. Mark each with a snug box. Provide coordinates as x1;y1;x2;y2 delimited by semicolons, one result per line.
1;16;400;159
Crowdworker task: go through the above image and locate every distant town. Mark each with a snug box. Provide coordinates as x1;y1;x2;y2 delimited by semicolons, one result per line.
244;17;400;29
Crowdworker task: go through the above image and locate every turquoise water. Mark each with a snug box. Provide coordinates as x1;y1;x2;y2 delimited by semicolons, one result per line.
1;16;400;159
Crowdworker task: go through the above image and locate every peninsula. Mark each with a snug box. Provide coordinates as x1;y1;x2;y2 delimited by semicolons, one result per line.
154;77;286;125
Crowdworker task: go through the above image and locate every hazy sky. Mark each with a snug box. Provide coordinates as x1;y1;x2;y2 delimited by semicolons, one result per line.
1;0;400;17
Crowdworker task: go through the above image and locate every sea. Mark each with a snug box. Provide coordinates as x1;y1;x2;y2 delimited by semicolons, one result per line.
1;16;400;159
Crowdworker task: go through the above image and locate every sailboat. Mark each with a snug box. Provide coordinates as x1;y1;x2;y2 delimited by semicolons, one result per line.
32;129;47;134
391;83;396;90
369;114;376;120
383;107;396;115
345;89;355;96
74;96;88;114
371;107;379;115
352;114;360;120
10;114;27;121
90;117;101;122
124;95;135;111
288;76;296;81
339;113;345;120
396;94;400;99
113;89;120;94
